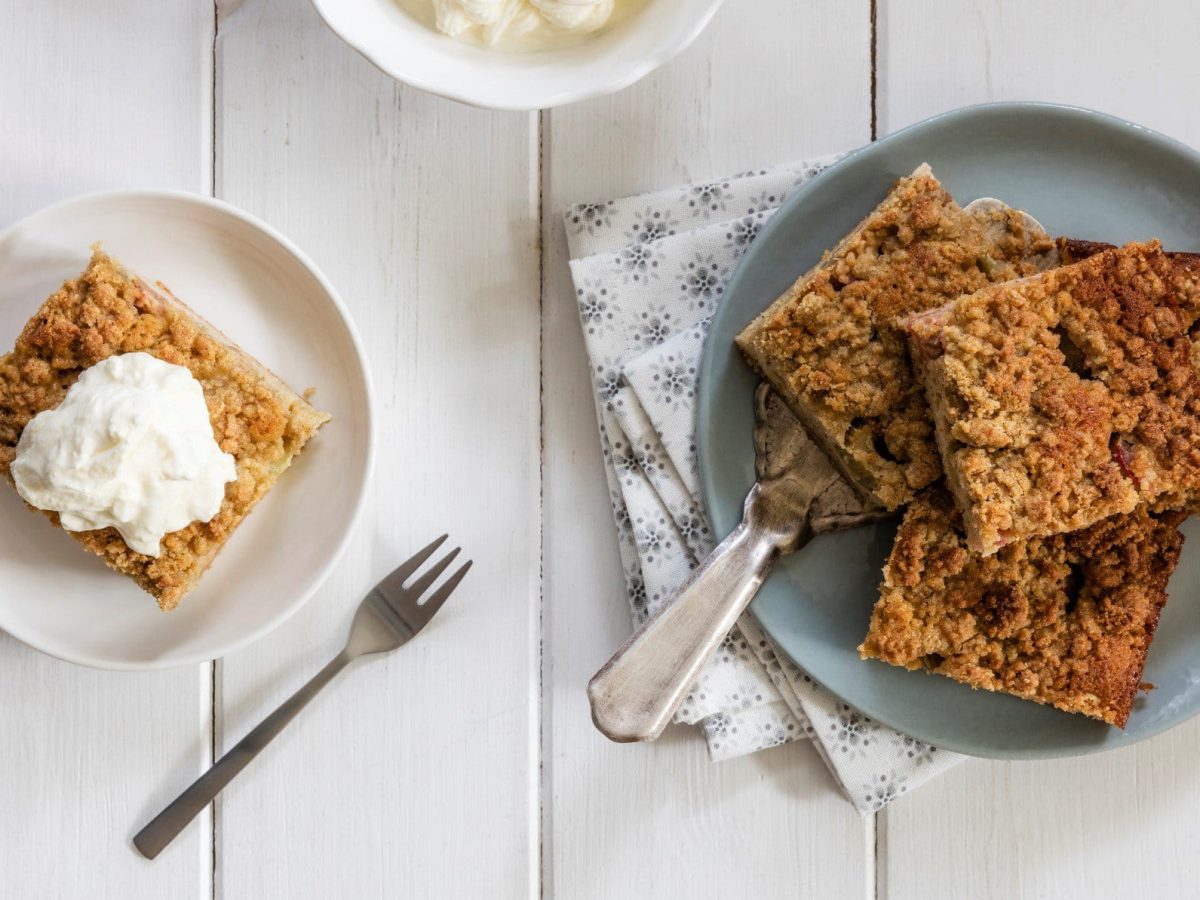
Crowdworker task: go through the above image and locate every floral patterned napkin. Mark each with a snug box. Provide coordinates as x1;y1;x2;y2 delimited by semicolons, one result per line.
563;156;964;813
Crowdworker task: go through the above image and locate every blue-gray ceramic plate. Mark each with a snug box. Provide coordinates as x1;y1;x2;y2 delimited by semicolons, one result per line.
698;102;1200;759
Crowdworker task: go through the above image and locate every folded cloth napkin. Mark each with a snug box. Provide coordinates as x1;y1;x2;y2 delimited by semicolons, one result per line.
564;155;965;813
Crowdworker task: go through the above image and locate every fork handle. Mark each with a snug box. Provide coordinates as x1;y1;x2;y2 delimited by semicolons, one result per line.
588;487;796;743
134;650;353;859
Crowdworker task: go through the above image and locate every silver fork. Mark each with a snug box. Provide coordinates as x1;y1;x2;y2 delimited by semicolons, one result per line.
133;535;471;860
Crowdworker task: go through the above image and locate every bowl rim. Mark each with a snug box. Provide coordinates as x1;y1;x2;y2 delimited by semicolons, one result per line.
310;0;727;111
0;189;377;671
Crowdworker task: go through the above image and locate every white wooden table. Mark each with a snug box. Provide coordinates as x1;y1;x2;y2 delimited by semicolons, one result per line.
3;1;1200;897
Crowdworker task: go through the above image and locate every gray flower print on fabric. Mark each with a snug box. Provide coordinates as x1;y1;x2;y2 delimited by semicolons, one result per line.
648;354;697;406
745;189;783;215
716;630;752;668
733;633;768;672
612;241;662;284
635;442;665;475
625;206;679;245
568;200;615;236
829;705;875;757
681;180;731;217
705;711;733;754
610;489;632;533
576;279;617;337
594;365;622;404
790;713;816;741
758;720;792;749
790;164;826;191
625;572;648;619
862;774;908;811
611;437;640;485
674;509;709;545
677;253;728;311
890;732;939;766
632;307;675;347
633;514;674;564
645;583;667;617
724;213;767;254
701;706;806;758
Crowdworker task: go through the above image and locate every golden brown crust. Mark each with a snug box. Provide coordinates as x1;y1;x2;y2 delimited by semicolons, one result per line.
1058;237;1123;264
905;241;1200;555
859;488;1183;727
0;249;330;610
1058;236;1200;269
735;165;1056;509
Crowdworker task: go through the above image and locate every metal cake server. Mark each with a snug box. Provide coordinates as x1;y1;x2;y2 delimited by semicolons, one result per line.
134;536;471;860
588;384;888;743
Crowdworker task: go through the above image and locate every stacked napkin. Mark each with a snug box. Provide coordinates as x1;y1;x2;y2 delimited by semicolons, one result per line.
564;156;965;813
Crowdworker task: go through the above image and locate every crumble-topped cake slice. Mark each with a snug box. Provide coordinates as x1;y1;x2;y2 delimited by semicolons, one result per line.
859;488;1184;727
735;164;1056;510
905;240;1200;555
0;249;330;610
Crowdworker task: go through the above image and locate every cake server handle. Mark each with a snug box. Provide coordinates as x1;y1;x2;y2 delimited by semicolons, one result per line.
587;483;808;743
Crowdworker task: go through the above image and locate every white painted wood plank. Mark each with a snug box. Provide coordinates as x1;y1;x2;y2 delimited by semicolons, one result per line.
0;2;215;897
879;0;1200;144
214;2;540;897
0;3;214;217
879;3;1200;899
882;720;1200;900
542;1;874;896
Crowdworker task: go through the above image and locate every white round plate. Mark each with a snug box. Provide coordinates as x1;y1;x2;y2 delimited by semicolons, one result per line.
0;192;374;670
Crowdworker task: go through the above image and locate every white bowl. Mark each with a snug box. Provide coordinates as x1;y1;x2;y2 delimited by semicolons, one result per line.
0;192;374;670
311;0;726;111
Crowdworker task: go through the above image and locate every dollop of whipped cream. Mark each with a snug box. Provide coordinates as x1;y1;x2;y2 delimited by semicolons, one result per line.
433;0;614;47
12;352;237;558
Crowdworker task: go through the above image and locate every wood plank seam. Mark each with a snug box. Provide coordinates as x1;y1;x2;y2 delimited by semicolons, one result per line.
210;2;221;897
871;4;883;897
874;805;888;900
538;105;550;900
870;0;879;141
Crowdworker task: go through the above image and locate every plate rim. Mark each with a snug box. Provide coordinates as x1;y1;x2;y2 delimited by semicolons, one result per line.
697;100;1200;759
0;189;377;671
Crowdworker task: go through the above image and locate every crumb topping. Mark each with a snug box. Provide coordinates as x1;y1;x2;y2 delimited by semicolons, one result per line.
859;488;1184;726
0;250;330;609
735;165;1055;509
905;240;1200;554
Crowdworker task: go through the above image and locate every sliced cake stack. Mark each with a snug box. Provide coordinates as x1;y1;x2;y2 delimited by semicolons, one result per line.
736;165;1197;727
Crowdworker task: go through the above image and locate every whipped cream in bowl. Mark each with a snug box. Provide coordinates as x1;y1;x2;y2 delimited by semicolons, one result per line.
310;0;726;110
12;352;237;558
420;0;628;52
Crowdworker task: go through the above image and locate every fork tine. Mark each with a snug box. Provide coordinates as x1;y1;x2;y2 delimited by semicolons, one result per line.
417;560;472;621
407;546;462;598
390;534;448;585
